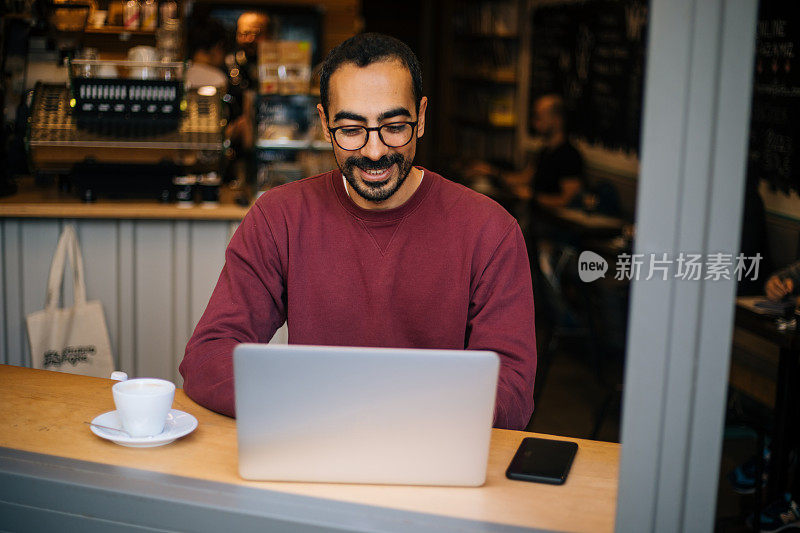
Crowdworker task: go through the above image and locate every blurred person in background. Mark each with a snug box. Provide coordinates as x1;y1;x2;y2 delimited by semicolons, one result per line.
185;18;229;90
232;11;272;89
525;94;585;209
467;94;585;209
225;11;273;184
524;95;585;286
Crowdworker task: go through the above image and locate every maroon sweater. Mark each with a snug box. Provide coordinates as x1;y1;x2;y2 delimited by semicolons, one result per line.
180;168;537;429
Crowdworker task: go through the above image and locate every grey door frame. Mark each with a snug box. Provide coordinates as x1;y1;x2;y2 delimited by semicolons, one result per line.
615;0;758;531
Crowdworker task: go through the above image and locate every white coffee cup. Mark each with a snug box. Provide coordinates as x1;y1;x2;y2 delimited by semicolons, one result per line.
112;378;175;437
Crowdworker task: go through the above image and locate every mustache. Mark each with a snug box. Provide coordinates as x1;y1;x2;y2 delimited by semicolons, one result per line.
344;154;404;172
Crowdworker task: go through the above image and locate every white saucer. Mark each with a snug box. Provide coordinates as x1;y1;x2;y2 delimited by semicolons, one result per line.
90;409;198;448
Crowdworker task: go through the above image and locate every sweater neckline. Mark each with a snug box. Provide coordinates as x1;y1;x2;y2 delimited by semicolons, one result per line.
331;166;434;222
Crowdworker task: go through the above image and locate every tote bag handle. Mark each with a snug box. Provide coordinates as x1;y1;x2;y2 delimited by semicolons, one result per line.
45;225;88;311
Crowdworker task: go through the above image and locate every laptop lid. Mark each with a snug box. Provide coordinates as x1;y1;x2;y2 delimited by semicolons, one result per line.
233;344;499;486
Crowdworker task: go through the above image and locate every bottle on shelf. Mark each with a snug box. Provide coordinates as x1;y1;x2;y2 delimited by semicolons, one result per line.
141;0;157;31
156;18;181;62
159;0;177;27
123;0;141;29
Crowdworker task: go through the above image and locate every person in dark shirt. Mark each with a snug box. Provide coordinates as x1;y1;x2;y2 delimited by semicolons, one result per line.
464;94;585;207
462;96;588;350
528;94;585;208
532;142;583;198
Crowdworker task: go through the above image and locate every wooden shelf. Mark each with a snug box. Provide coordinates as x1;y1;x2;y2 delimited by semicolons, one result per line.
453;117;517;130
441;0;525;167
0;178;249;221
84;26;156;36
453;32;518;40
256;139;332;151
79;26;162;56
452;73;517;84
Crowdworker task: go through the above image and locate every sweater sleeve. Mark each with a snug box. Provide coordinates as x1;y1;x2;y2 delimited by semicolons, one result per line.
466;222;537;430
179;204;287;417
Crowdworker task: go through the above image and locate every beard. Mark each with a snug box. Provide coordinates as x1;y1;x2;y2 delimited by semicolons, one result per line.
340;153;414;203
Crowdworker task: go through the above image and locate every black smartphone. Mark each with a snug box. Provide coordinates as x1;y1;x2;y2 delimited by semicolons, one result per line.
505;437;578;485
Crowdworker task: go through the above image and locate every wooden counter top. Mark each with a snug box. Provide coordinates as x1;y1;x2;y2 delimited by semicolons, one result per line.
0;177;250;220
0;364;619;532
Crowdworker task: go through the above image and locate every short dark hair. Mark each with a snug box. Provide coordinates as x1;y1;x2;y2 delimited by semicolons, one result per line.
319;33;423;116
187;17;229;59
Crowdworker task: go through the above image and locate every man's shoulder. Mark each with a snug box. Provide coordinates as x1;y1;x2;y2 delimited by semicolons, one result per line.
555;140;584;162
425;169;517;229
253;171;333;211
541;141;584;178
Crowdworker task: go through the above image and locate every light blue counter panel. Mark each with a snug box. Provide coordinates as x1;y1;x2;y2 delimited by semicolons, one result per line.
0;218;239;383
3;221;25;367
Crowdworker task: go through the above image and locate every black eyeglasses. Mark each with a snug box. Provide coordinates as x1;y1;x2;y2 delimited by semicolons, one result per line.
327;121;418;151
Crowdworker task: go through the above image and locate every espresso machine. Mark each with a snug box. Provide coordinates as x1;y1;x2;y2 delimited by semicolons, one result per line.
27;59;224;201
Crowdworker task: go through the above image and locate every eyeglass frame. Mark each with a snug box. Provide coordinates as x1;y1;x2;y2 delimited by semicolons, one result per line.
237;30;262;41
326;121;419;151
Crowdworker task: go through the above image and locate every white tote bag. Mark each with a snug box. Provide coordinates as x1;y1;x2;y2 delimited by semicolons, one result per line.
26;225;115;377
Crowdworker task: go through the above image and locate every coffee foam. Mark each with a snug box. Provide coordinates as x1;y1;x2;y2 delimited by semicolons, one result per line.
116;379;173;396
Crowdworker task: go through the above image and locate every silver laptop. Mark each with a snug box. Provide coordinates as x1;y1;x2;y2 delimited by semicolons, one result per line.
233;344;499;486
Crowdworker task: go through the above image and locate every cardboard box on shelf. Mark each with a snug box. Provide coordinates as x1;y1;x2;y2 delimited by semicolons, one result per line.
258;41;280;95
258;40;311;95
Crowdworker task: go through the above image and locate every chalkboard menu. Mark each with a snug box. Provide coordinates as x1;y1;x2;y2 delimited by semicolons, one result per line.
528;0;648;154
748;0;799;195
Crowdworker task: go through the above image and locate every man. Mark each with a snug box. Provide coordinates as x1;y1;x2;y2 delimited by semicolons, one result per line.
224;11;272;178
467;94;584;208
180;33;537;430
527;94;584;208
231;11;272;90
184;18;229;90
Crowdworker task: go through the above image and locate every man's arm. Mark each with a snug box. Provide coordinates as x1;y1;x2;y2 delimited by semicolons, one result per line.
535;176;582;208
179;204;286;416
765;261;800;301
465;160;535;200
467;222;537;430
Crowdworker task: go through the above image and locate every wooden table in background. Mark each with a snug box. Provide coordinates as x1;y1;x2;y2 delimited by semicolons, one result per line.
0;365;620;532
538;206;627;240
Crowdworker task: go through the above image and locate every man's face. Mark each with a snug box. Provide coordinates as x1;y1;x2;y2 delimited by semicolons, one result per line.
317;60;427;208
532;97;561;138
236;13;268;57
